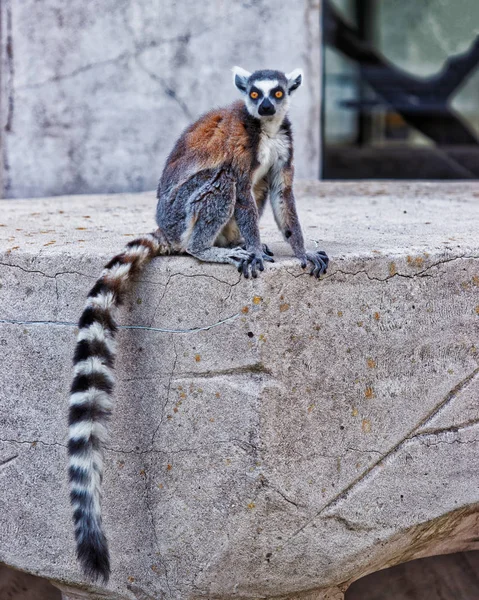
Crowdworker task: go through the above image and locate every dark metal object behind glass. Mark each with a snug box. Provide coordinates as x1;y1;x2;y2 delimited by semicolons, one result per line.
322;0;479;179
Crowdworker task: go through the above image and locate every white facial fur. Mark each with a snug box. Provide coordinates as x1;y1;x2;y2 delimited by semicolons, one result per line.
245;80;291;128
232;66;302;128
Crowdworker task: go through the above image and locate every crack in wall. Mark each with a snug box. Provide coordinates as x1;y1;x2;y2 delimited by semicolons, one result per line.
261;477;304;509
16;52;131;91
149;339;178;449
0;313;240;334
142;461;172;597
282;253;477;281
142;270;240;330
0;436;265;461
0;453;18;471
7;425;475;460
135;56;193;121
0;261;94;279
326;253;478;283
0;438;65;449
346;447;382;456
410;423;479;447
15;21;217;93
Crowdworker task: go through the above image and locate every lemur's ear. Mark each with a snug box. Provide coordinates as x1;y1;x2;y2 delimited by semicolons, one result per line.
286;69;303;94
232;66;251;93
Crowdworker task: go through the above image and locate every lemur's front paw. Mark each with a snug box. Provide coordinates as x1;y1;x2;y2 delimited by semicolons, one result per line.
236;248;274;279
227;247;253;264
300;250;329;278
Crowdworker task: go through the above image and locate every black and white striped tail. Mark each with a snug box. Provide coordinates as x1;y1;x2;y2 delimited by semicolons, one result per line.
68;231;165;582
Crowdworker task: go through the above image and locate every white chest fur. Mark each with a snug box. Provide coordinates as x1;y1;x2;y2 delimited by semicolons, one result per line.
252;126;290;186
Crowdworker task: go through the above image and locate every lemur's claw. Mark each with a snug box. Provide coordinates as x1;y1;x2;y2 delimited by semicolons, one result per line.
262;244;274;257
301;250;329;278
238;250;272;278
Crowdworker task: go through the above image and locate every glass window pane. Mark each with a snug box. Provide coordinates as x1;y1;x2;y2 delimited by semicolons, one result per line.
322;0;479;179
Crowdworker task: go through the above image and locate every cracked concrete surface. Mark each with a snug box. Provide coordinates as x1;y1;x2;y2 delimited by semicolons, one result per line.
0;0;321;198
0;181;479;600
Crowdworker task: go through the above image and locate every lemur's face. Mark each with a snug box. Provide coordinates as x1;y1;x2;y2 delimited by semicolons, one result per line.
233;67;303;121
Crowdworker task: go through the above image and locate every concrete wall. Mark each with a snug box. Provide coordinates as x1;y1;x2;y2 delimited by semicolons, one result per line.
0;181;478;599
0;0;321;199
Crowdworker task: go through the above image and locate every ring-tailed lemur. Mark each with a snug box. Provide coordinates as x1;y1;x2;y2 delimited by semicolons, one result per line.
68;67;329;583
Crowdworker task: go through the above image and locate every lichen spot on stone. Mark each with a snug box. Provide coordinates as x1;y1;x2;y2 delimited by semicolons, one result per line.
365;387;374;399
253;296;262;305
280;303;290;312
247;502;256;510
367;358;376;369
195;354;201;362
374;312;380;321
389;262;397;276
407;255;424;268
362;419;372;433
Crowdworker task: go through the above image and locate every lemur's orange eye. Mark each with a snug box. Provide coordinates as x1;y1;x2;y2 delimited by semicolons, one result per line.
275;90;283;99
250;91;259;99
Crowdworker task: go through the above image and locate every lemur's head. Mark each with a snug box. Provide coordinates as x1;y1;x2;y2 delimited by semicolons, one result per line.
232;67;303;121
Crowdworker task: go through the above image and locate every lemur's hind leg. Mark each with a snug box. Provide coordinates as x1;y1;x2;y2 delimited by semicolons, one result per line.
184;170;254;272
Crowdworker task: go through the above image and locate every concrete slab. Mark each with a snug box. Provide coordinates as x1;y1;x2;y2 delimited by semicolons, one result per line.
0;181;478;600
0;0;320;198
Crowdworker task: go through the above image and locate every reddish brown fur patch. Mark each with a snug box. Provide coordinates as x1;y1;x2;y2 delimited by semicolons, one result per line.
186;101;254;173
283;167;294;189
253;178;269;214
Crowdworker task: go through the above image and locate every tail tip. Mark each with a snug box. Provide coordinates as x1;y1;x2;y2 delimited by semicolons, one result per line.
76;534;111;583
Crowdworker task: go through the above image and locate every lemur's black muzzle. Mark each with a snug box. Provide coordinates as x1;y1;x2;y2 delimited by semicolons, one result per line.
258;98;275;116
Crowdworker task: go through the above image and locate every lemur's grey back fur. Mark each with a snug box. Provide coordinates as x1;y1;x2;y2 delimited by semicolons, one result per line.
68;66;328;583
